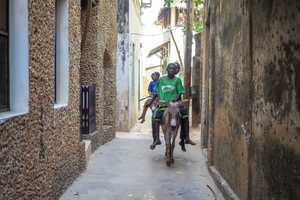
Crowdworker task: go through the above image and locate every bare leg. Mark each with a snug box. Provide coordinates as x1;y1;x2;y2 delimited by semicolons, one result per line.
139;99;152;123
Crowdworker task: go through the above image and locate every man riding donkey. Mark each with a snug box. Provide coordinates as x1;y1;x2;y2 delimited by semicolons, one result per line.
139;62;196;150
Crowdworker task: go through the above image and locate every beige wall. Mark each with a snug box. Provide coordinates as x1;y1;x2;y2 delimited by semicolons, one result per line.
202;0;300;199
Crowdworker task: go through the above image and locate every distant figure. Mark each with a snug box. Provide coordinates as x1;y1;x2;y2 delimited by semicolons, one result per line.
138;72;160;123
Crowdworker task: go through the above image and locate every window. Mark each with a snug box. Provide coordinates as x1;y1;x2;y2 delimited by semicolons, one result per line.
55;0;69;107
0;0;9;112
0;0;29;119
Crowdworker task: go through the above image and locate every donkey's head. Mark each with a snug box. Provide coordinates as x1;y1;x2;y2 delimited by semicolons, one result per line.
166;101;180;130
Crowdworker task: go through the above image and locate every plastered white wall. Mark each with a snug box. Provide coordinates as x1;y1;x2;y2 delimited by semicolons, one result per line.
55;0;69;106
9;0;29;114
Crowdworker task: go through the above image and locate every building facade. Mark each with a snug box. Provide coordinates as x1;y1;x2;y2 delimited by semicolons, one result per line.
200;0;300;199
117;0;143;131
156;3;189;72
80;0;117;151
0;0;117;199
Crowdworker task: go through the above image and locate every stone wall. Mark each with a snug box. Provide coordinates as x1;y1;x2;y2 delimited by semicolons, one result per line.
202;0;300;199
0;1;85;200
251;1;300;199
192;33;202;127
80;0;117;150
0;0;117;199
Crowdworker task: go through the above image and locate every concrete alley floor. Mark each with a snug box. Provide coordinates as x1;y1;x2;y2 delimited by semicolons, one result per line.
60;121;224;200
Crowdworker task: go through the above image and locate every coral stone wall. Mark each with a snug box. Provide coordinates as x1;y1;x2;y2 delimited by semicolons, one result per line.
0;1;85;200
204;0;300;199
98;0;117;144
80;0;117;150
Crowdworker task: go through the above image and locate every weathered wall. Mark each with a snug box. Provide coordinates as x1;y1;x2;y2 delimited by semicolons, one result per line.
0;1;85;200
128;0;143;129
203;0;300;199
251;1;300;199
207;1;252;198
192;33;202;127
80;0;117;150
116;0;142;131
116;0;130;131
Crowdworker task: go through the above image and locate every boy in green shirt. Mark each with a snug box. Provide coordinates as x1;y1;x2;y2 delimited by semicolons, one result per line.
149;63;196;150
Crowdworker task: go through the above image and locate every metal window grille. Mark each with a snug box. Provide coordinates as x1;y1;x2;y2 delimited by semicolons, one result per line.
80;85;96;134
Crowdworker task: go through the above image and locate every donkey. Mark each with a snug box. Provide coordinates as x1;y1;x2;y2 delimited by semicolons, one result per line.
161;101;184;167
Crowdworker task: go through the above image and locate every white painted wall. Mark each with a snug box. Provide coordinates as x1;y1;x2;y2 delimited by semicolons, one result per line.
9;0;29;114
116;32;130;130
55;0;69;107
128;0;143;127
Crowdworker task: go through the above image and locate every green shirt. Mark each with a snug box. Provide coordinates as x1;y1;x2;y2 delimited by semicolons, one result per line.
155;76;185;102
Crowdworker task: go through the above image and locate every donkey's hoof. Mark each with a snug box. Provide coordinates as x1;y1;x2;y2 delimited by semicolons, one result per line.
166;161;172;167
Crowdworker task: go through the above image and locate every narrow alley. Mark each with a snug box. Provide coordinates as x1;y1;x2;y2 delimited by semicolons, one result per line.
0;0;299;200
60;124;224;200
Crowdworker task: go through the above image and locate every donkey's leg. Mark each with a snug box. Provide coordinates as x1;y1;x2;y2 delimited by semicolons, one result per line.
165;131;172;166
164;133;168;157
170;132;178;164
166;144;172;167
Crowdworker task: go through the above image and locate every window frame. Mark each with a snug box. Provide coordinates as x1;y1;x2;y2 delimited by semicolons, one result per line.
0;0;10;112
0;0;30;121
